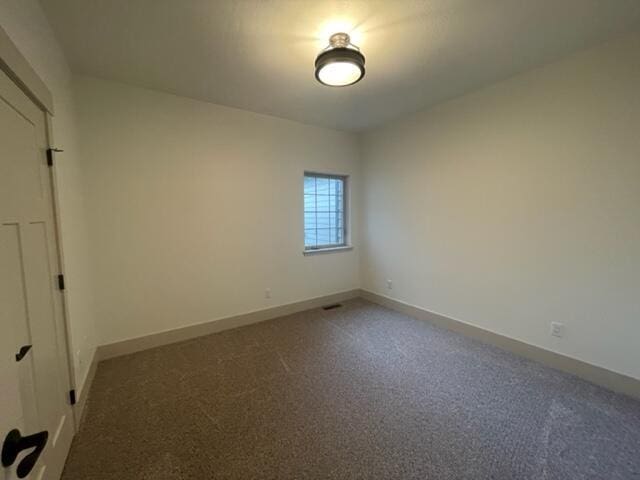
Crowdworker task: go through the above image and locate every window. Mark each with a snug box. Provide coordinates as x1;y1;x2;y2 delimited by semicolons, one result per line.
304;173;347;251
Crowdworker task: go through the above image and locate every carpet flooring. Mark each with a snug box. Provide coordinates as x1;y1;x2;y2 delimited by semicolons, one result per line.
62;299;640;479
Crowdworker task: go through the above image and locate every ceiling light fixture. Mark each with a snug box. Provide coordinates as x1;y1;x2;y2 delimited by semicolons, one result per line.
315;33;365;87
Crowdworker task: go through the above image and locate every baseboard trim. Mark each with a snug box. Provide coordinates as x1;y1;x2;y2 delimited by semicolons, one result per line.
360;289;640;399
94;287;639;399
97;289;360;360
73;348;98;428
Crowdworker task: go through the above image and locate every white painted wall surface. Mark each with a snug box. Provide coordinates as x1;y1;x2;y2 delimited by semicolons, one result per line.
361;33;640;380
0;0;97;391
74;76;361;345
4;3;637;384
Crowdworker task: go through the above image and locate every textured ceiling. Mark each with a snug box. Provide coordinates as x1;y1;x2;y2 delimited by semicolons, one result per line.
40;0;640;131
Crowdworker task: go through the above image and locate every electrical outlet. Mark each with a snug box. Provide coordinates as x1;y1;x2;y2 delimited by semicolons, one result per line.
386;279;393;290
265;288;271;299
550;322;565;338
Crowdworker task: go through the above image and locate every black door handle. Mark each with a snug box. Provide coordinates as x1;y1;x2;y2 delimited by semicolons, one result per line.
1;429;48;478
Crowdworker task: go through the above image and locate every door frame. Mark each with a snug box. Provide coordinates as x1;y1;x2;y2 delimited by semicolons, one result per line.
0;24;79;429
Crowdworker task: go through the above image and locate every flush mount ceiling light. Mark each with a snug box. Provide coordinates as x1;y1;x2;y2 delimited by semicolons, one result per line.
315;32;365;87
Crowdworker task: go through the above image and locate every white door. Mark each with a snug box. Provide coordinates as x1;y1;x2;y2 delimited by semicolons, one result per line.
1;67;75;479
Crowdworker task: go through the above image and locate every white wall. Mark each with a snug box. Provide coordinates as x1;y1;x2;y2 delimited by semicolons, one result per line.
74;76;361;345
361;32;640;380
0;1;97;391
5;1;637;384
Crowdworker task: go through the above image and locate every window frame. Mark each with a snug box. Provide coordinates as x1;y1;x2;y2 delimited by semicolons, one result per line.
303;171;351;254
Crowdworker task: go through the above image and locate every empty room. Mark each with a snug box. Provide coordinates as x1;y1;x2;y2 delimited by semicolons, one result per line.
1;1;640;478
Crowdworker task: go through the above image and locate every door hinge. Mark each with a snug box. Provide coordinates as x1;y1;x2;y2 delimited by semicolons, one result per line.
57;274;65;290
15;345;32;362
46;148;64;167
69;389;76;406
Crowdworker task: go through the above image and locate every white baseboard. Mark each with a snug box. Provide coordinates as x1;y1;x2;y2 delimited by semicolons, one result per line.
360;289;640;400
92;287;638;400
97;289;360;361
72;348;99;428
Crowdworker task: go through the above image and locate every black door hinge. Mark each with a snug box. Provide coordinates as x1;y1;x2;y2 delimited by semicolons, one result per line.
15;345;32;362
46;148;64;167
57;274;65;290
69;389;76;406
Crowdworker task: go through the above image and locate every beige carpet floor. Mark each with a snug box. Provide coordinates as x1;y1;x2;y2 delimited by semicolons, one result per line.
62;299;640;479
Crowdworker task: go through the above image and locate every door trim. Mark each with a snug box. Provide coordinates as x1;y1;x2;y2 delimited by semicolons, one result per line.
0;24;54;114
44;111;80;428
0;23;79;430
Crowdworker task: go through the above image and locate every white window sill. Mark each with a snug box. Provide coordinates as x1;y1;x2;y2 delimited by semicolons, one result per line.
303;245;353;256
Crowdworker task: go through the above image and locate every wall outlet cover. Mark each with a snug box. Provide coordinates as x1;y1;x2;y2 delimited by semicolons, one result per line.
550;322;565;338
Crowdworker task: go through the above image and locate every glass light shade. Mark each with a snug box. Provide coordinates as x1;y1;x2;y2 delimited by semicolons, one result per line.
315;44;365;87
317;61;363;86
